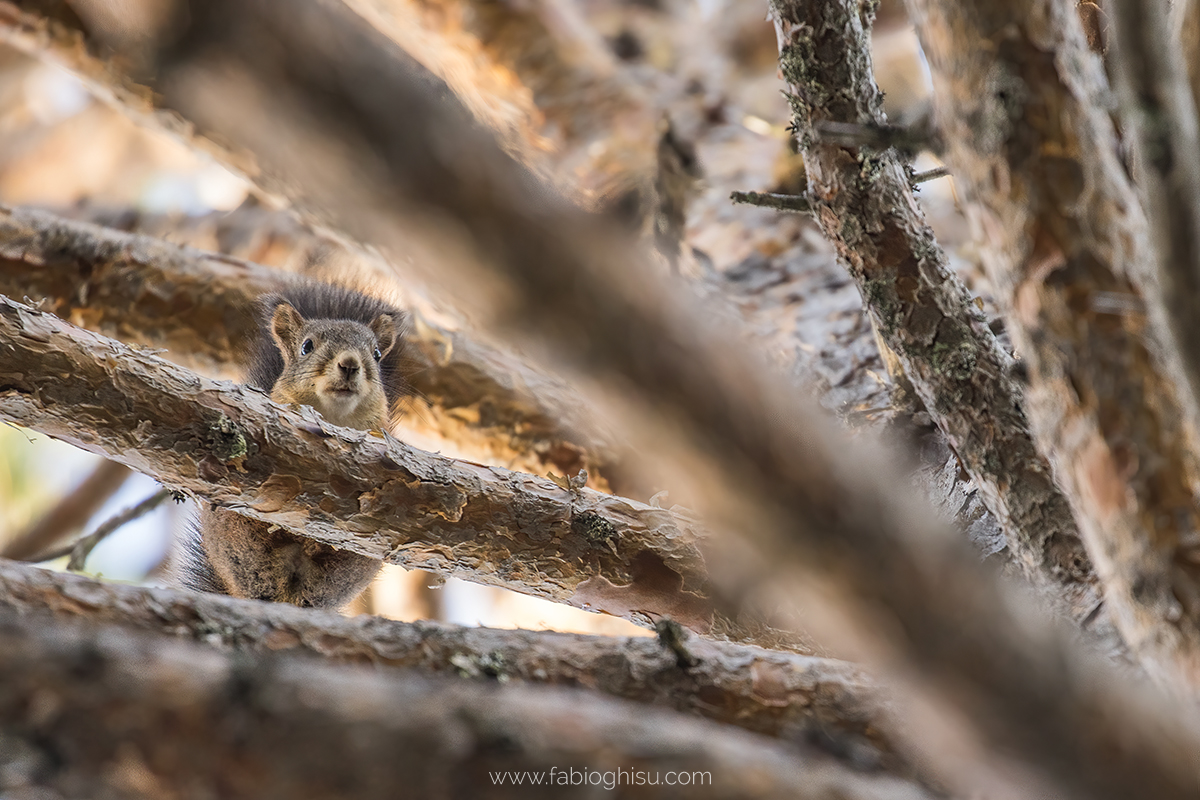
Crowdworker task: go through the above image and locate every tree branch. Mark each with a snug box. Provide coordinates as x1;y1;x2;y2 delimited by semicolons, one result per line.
0;558;909;773
0;604;938;799
767;0;1102;627
0;205;632;490
73;0;1200;797
1107;0;1200;426
0;295;805;653
904;0;1200;692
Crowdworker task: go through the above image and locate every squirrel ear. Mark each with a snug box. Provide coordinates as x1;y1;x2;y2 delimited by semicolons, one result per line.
271;302;306;363
369;313;398;358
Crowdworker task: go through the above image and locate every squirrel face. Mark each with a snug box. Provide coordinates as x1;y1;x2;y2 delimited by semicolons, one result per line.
268;302;398;430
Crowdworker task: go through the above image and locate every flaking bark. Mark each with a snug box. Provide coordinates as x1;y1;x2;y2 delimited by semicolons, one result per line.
0;205;627;488
767;0;1102;630
905;0;1200;693
0;295;806;653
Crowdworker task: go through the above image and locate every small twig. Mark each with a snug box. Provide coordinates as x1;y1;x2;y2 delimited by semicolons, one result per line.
911;166;950;183
729;190;812;212
64;488;177;572
5;459;131;560
814;119;940;154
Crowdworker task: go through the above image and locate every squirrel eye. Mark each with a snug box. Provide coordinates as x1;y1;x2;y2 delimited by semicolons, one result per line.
300;339;314;356
372;348;383;362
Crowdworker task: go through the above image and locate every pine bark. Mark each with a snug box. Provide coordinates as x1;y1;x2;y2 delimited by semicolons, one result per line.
904;0;1200;692
0;558;908;772
0;205;628;489
0;605;936;800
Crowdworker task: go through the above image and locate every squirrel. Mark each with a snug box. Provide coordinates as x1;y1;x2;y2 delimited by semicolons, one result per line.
173;283;409;608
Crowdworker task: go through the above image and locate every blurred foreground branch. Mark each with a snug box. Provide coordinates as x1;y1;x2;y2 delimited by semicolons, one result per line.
62;0;1200;797
0;605;935;800
905;0;1200;692
0;558;905;773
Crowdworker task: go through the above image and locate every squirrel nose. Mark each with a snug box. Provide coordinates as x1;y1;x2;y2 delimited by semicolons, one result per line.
338;357;361;380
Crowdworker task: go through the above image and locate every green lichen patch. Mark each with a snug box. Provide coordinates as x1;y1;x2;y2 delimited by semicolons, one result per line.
450;650;508;682
931;339;979;383
207;414;248;463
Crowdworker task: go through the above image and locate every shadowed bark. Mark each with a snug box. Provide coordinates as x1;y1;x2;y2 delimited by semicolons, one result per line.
0;558;909;773
0;606;937;800
0;295;806;653
904;0;1200;693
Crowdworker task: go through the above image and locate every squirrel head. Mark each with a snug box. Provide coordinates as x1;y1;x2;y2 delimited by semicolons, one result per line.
267;301;399;430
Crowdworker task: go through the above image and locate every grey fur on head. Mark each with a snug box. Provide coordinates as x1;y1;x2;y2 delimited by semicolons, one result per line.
248;283;410;406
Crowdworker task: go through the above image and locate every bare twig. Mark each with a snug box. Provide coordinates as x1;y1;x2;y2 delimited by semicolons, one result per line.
1;458;129;560
63;488;175;571
729;191;812;212
910;166;949;184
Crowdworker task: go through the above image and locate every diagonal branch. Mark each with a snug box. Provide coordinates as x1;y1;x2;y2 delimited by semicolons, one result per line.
766;0;1102;632
1107;0;1200;425
0;456;129;559
0;205;628;489
0;294;806;653
80;0;1200;797
904;0;1200;692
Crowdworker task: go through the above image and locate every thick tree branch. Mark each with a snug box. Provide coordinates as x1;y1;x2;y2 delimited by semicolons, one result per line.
72;0;1200;797
0;295;805;653
765;1;1101;626
0;205;628;489
0;606;937;800
0;558;908;773
1107;0;1200;416
904;0;1200;692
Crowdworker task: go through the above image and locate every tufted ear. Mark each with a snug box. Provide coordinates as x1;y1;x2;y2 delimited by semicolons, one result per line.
369;313;398;358
271;302;307;364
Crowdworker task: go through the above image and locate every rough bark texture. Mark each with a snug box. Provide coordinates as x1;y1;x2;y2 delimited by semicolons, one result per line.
0;607;937;800
768;0;1101;630
73;1;1200;798
905;0;1200;692
0;295;804;652
0;205;627;489
0;558;907;773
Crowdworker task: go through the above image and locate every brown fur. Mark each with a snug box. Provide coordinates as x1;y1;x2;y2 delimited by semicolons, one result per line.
174;284;407;608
